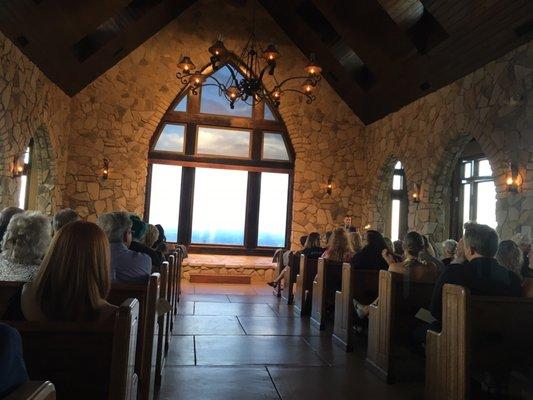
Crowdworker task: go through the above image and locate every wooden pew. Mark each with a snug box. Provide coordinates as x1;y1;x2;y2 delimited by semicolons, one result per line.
425;284;533;400
333;266;380;351
5;381;56;400
272;249;286;298
175;247;184;304
280;252;300;305
150;263;169;389
366;270;435;383
310;258;343;330
293;255;319;316
108;273;160;400
167;254;176;334
4;299;139;400
0;281;23;316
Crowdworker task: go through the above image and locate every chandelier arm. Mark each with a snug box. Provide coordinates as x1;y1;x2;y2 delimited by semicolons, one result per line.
275;88;317;104
273;75;320;89
176;73;190;85
222;64;241;88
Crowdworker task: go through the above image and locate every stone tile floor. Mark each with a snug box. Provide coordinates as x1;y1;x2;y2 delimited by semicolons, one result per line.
157;281;423;400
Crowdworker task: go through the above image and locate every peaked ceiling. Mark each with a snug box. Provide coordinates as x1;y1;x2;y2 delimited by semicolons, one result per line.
0;0;531;124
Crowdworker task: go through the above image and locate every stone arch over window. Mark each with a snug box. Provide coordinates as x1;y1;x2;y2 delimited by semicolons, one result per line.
145;62;294;253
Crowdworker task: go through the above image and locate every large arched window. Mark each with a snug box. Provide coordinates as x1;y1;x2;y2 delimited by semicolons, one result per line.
389;161;408;241
450;139;497;239
146;64;294;254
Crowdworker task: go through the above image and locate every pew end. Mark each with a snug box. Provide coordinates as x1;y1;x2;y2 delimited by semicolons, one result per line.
5;381;56;400
293;255;318;317
310;258;343;330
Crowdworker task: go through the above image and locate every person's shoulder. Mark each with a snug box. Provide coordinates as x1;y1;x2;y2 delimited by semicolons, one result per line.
438;263;467;281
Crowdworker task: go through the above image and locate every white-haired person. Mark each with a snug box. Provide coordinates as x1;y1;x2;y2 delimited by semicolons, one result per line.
0;212;51;281
441;239;458;266
511;233;532;278
52;208;80;235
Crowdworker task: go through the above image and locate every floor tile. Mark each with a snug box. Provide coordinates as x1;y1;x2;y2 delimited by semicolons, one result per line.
172;315;245;335
177;301;195;315
180;294;230;303
302;336;363;367
193;284;257;295
238;316;324;336
195;336;327;366
165;336;195;366
268;303;297;318
267;366;422;400
160;367;279;400
227;295;280;304
194;302;277;317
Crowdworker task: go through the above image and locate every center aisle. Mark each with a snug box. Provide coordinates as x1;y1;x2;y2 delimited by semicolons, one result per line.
158;282;421;400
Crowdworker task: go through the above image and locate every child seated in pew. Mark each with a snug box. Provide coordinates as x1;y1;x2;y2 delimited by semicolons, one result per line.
0;212;51;282
353;231;439;318
0;323;28;397
4;221;117;323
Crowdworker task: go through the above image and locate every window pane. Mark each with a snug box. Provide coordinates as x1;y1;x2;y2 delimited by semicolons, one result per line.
197;126;250;158
476;181;497;228
264;104;277;121
394;161;402;170
462;183;471;227
262;132;289;161
154;123;185;153
191;168;248;245
478;159;492;177
392;174;403;190
173;97;187;112
390;199;401;241
258;172;289;247
148;164;182;242
200;65;252;118
18;175;27;209
462;161;472;178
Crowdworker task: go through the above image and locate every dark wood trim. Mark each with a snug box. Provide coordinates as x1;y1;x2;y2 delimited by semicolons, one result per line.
163;111;286;131
143;163;153;221
244;172;261;249
177;167;195;245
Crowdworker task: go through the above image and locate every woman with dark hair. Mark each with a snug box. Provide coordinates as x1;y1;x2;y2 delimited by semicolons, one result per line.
350;230;388;269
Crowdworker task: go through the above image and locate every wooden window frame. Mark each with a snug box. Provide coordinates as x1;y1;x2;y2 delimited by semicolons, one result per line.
145;69;295;255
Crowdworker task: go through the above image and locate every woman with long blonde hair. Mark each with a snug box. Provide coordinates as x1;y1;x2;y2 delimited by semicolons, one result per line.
322;227;354;263
20;221;117;323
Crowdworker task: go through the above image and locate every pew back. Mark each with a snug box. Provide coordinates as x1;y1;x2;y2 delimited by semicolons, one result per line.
0;281;23;316
151;262;169;389
367;270;435;383
4;381;56;400
5;299;139;400
293;255;318;316
310;258;343;330
281;252;300;305
426;284;533;400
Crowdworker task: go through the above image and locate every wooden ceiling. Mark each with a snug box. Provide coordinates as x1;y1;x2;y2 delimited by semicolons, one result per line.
0;0;531;124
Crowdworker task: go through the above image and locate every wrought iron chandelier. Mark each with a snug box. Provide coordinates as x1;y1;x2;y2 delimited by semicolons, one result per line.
176;3;322;109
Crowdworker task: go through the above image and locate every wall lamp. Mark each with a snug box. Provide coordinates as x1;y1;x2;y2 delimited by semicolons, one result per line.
506;162;520;193
102;158;110;180
364;224;371;230
11;155;25;178
412;183;421;204
326;175;333;195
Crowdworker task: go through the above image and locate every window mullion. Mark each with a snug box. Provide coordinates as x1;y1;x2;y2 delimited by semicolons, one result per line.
244;171;261;249
177;167;195;245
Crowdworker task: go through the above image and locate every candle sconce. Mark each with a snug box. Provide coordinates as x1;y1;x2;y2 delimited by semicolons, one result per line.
412;183;421;204
11;155;25;178
506;162;520;193
326;175;333;195
102;158;110;180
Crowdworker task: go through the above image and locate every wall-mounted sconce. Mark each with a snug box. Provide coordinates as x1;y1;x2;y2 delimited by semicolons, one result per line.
11;155;25;178
412;183;421;203
506;162;520;193
102;158;110;180
364;224;371;230
326;175;333;195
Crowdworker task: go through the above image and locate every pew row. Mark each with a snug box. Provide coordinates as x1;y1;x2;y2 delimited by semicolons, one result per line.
272;249;286;298
366;270;435;383
425;284;533;400
293;255;319;316
280;252;300;305
150;262;170;388
332;266;380;351
108;273;160;400
5;381;56;400
4;299;139;400
310;258;343;330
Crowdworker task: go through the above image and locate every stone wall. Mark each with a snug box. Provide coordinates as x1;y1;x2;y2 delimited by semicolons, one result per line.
0;33;71;215
362;42;533;241
64;0;366;247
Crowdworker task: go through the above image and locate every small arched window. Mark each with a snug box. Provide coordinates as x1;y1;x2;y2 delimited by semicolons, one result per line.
18;140;33;210
390;161;408;241
146;63;294;253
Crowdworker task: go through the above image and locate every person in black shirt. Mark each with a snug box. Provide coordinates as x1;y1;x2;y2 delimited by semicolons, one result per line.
430;224;523;322
129;215;164;267
350;230;388;270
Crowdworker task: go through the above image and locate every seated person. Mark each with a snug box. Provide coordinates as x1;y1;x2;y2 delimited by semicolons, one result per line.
496;240;533;298
350;230;388;269
429;223;523;322
129;215;164;266
142;223;160;248
512;233;532;278
153;224;169;253
350;231;362;253
354;231;439;318
98;212;151;284
322;227;355;263
0;206;23;244
384;236;402;263
0;323;28;397
268;233;322;288
441;239;458;265
393;240;404;258
52;208;80;235
0;212;51;281
18;221;117;323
